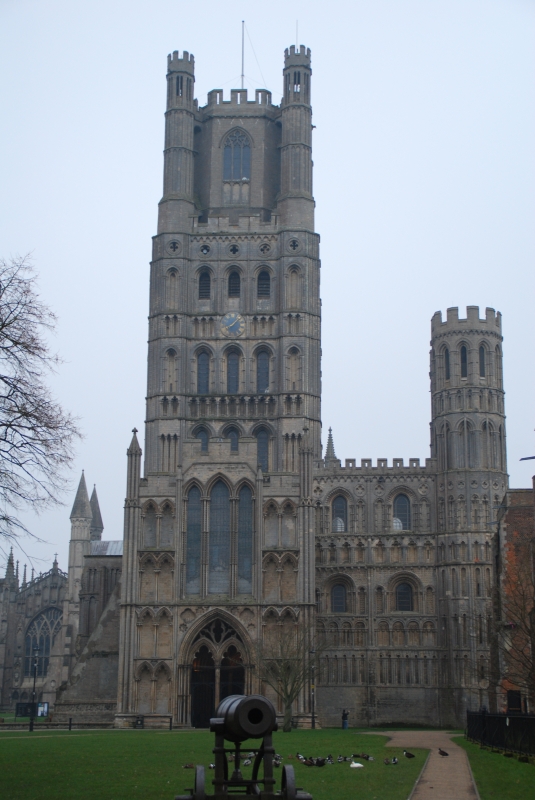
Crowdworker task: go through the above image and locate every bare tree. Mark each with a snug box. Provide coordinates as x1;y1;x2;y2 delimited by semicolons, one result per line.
255;617;322;732
0;256;80;545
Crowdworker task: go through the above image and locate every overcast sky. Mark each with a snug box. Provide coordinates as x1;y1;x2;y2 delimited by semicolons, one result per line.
1;0;534;574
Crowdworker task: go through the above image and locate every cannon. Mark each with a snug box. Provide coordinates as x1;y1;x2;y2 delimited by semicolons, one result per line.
175;695;312;800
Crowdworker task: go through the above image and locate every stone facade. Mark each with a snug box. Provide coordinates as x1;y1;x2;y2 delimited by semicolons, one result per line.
0;45;515;727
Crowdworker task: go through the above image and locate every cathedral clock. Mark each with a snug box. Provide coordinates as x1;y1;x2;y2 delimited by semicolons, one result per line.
220;312;245;338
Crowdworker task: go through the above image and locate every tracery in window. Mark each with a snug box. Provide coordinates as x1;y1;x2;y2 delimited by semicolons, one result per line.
199;270;211;300
393;494;411;530
257;270;271;298
228;271;241;298
209;481;231;594
223;130;251;181
24;608;62;677
332;496;347;532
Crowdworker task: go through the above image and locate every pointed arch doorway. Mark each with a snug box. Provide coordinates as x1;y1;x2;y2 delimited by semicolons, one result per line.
187;619;248;728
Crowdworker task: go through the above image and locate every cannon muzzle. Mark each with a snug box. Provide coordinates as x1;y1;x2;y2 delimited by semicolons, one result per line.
210;694;277;742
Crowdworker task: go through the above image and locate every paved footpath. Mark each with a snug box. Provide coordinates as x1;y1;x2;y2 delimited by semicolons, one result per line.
376;731;479;800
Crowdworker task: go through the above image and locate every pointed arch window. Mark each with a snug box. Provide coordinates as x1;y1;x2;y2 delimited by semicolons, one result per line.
186;486;201;594
256;428;269;472
393;494;411;530
143;504;157;547
227;350;240;394
257;270;271;298
195;428;209;453
24;608;62;677
331;584;347;613
479;346;486;377
444;348;450;380
209;481;231;594
237;485;253;593
199;270;211;299
256;350;270;393
223;130;251;181
332;496;347;532
197;351;210;394
460;345;468;378
396;582;413;612
228;271;241;298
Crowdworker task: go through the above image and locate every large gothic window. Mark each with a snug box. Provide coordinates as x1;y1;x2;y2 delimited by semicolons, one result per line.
256;350;270;393
197;351;210;394
24;608;62;677
209;481;231;594
332;496;347;532
256;428;269;472
393;494;411;530
223;130;251;181
237;485;253;593
186;486;202;594
227;350;240;394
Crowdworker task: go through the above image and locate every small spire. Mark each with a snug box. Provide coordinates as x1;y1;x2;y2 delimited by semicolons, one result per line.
22;564;27;585
31;566;35;581
127;428;142;455
90;486;104;540
70;471;92;520
325;427;336;460
52;554;58;571
5;547;15;580
15;560;19;581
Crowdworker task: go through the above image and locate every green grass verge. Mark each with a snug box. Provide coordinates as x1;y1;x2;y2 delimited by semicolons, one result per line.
455;737;535;800
0;728;426;800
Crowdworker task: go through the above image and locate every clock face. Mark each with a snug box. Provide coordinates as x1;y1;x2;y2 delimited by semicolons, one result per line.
220;312;245;338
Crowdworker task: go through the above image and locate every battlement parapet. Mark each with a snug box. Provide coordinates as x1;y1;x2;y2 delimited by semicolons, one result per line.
205;88;273;107
320;457;435;472
284;44;312;68
167;50;195;74
431;306;501;334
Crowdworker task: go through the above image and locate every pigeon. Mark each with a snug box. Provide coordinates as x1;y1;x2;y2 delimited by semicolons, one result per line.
337;755;345;763
297;753;305;761
315;758;326;767
209;764;215;769
350;761;364;768
227;754;235;762
275;754;283;760
273;760;281;768
326;755;334;764
404;750;415;759
183;763;195;769
359;754;371;760
438;748;449;757
383;758;390;765
304;759;315;767
392;757;398;765
243;759;252;767
247;752;256;758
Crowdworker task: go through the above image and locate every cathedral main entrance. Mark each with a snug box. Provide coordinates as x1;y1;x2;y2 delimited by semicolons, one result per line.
188;619;247;728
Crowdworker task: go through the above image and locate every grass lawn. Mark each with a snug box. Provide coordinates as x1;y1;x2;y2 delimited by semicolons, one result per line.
455;737;535;800
0;728;426;800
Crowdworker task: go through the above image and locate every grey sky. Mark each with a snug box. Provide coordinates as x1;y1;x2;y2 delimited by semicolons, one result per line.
1;0;534;572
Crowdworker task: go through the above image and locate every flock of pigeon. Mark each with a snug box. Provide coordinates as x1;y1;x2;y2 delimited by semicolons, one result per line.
182;747;449;771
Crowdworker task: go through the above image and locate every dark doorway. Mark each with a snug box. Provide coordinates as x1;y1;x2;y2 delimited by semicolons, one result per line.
191;646;215;727
220;645;245;701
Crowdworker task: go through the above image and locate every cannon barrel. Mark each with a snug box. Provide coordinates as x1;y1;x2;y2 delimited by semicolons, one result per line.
210;694;277;742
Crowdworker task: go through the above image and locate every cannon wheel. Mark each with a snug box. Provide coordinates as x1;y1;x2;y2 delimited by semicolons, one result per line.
280;765;296;800
194;765;206;800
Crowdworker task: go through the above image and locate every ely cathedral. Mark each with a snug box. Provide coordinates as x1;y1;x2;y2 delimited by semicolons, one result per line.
0;45;507;728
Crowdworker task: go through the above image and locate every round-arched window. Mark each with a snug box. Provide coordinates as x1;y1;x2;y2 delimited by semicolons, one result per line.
331;584;347;613
393;494;411;530
395;582;413;612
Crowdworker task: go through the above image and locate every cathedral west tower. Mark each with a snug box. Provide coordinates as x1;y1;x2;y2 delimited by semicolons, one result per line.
116;46;321;727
